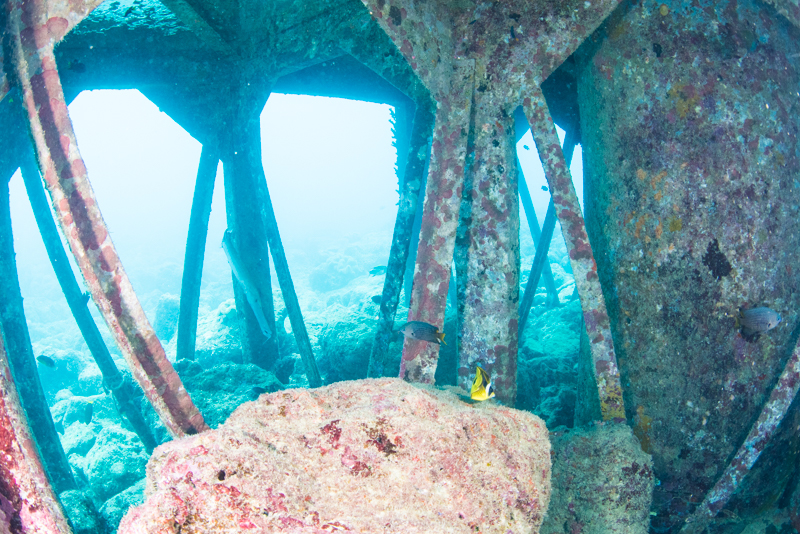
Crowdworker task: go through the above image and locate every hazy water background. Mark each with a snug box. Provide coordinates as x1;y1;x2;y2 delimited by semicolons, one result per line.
9;88;582;360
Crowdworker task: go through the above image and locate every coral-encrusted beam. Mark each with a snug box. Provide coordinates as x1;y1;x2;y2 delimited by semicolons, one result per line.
0;334;72;533
680;344;800;533
456;103;520;406
399;60;474;383
8;0;208;437
524;88;625;421
369;104;434;378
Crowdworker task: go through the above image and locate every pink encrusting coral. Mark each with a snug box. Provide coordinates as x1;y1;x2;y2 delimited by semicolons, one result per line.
119;378;551;533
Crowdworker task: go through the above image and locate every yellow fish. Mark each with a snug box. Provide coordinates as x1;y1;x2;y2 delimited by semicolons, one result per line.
470;366;496;401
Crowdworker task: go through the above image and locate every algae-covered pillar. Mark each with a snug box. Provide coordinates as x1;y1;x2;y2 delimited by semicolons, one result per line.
578;0;800;528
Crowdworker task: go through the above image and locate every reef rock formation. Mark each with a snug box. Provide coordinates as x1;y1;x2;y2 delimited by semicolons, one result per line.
541;423;654;534
120;378;551;533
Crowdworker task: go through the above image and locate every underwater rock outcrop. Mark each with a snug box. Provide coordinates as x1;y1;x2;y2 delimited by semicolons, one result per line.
541;423;654;534
120;378;551;533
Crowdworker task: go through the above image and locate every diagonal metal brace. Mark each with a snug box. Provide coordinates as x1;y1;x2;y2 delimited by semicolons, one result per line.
7;0;208;437
524;87;625;421
680;341;800;533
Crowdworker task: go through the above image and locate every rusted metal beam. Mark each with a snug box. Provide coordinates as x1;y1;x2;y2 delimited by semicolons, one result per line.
680;343;800;532
524;87;625;421
398;60;474;384
7;0;208;438
0;171;76;493
19;154;158;454
0;334;72;533
369;103;434;378
176;146;218;362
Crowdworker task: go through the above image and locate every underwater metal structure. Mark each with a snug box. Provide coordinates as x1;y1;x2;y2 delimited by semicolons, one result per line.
0;0;799;532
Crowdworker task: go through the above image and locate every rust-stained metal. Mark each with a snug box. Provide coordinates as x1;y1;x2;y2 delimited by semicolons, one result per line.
680;342;800;532
369;104;435;378
0;165;77;493
364;0;623;397
7;0;208;438
398;61;474;384
524;88;625;420
0;331;72;533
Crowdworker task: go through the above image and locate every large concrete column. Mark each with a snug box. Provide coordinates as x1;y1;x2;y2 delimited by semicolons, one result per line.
578;0;800;529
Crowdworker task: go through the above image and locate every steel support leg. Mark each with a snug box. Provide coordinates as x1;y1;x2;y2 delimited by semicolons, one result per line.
7;1;208;437
456;103;521;406
368;104;434;378
398;60;474;384
524;88;625;421
223;119;279;371
258;165;322;388
176;147;219;362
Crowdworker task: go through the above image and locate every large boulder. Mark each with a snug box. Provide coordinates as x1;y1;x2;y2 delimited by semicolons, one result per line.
121;379;551;533
541;423;654;534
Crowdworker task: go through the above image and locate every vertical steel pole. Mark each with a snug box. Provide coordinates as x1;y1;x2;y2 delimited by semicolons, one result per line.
0;171;76;493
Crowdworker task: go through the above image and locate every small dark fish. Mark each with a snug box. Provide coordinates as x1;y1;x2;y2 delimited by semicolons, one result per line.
396;321;446;345
36;355;56;369
371;295;382;304
541;186;548;191
523;145;530;150
370;266;387;276
736;307;781;340
80;401;94;424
